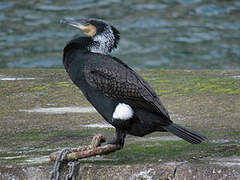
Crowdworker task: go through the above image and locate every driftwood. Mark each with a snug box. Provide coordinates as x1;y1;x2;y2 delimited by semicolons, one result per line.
49;134;121;162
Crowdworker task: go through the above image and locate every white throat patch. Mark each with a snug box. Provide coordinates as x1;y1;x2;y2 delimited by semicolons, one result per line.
113;103;134;120
88;25;115;55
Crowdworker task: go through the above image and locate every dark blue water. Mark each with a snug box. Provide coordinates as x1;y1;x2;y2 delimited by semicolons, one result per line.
0;0;240;69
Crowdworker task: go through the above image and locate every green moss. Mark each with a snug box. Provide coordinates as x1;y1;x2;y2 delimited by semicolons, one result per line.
157;89;172;95
153;80;171;83
29;86;48;91
226;131;240;136
56;82;72;87
148;71;240;96
194;77;240;95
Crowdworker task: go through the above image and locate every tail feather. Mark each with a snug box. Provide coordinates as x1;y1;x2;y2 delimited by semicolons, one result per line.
163;123;206;144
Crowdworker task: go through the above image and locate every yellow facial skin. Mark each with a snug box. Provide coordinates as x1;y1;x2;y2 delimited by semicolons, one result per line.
83;25;97;37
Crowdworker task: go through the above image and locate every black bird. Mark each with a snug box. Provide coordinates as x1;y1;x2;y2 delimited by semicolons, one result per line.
61;18;206;148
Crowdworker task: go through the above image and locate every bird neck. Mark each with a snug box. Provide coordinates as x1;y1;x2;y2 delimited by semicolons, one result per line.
63;37;92;71
89;31;116;54
64;37;93;52
64;34;116;56
62;35;116;70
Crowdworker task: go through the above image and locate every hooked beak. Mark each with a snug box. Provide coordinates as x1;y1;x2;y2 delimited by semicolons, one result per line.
61;18;96;37
60;18;88;32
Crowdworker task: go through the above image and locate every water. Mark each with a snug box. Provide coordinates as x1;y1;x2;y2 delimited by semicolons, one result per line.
0;0;239;69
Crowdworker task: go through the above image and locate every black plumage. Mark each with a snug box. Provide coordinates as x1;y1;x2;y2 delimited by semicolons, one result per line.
61;18;206;147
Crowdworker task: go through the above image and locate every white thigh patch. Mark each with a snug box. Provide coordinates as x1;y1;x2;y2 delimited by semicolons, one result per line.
113;103;134;120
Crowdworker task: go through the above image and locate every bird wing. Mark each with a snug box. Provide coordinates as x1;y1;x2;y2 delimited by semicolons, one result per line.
84;55;170;120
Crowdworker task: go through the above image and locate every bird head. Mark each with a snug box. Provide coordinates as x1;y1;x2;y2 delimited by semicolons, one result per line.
61;18;120;54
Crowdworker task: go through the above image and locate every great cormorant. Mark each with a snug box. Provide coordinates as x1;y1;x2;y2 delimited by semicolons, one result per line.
61;18;206;148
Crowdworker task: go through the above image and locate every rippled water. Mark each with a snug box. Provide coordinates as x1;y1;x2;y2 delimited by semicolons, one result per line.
0;0;239;69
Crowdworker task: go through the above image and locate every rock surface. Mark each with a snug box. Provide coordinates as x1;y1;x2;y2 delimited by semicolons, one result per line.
0;69;239;179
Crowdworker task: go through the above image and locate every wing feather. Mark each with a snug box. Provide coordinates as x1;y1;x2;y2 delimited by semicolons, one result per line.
84;55;170;119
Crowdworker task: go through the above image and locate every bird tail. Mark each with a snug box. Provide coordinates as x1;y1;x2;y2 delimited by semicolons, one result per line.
163;123;206;144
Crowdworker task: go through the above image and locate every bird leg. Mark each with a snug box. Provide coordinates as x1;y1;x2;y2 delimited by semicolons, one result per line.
103;129;126;148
